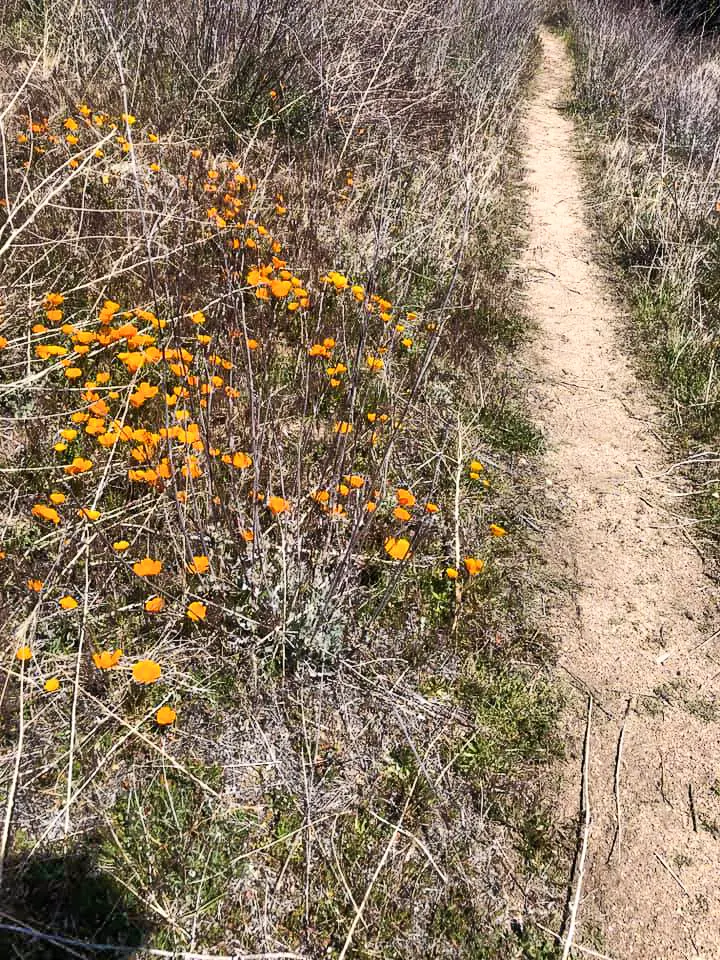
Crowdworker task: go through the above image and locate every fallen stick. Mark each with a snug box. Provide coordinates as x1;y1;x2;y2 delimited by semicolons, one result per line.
607;697;632;863
562;695;593;960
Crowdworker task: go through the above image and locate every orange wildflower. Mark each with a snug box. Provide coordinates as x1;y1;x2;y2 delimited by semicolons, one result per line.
267;496;290;516
64;457;93;475
32;504;61;524
144;595;166;613
16;646;33;661
187;555;209;574
186;600;207;621
156;705;177;726
232;451;252;469
132;659;162;685
464;557;485;577
384;537;411;561
395;488;416;508
132;557;163;577
92;649;122;670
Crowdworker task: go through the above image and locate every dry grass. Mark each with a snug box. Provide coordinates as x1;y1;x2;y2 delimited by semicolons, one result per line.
0;1;566;957
565;0;720;554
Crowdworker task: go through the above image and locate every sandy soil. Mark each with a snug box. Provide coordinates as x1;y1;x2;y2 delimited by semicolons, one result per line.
522;29;720;960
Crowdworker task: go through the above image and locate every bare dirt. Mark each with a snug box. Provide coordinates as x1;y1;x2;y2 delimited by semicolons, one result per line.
522;29;720;960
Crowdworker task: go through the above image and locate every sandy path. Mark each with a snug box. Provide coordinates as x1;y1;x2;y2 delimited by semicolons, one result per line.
522;30;720;960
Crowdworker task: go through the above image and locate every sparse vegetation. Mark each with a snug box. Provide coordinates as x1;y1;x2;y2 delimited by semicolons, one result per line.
564;0;720;557
0;1;566;957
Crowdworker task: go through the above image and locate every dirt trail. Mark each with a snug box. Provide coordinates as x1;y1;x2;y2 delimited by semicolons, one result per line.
523;30;720;960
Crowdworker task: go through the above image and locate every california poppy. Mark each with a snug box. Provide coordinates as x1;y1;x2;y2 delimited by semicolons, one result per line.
384;537;410;561
232;452;252;469
186;600;207;621
267;496;290;516
156;705;176;726
187;555;209;574
64;457;93;475
93;649;122;670
32;504;61;524
132;557;163;577
395;488;416;508
464;557;484;576
132;659;162;685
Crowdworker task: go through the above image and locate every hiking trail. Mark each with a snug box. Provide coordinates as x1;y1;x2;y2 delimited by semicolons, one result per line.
522;29;720;960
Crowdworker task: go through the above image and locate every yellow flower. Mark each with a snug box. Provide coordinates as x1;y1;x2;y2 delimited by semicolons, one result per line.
113;540;130;551
144;595;165;613
15;646;33;661
489;524;507;537
59;595;78;610
44;677;60;692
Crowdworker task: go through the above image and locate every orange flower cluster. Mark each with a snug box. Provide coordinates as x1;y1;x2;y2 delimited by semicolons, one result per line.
6;103;511;737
